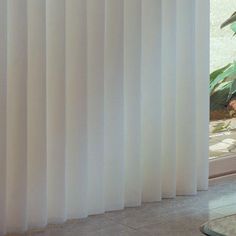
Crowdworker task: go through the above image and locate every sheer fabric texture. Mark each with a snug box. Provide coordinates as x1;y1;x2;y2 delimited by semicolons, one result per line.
0;0;209;234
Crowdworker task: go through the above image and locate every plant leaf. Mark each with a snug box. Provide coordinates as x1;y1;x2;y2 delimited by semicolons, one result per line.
210;63;236;95
231;22;236;33
210;63;232;82
221;11;236;28
228;79;236;102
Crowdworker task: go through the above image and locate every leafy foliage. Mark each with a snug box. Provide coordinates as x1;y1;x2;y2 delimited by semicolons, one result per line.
210;13;236;112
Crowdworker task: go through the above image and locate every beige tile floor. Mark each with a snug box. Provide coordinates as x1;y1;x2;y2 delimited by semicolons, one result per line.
210;118;236;158
8;175;236;236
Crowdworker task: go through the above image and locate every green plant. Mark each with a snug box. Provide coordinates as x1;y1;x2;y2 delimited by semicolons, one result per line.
220;12;236;30
210;13;236;112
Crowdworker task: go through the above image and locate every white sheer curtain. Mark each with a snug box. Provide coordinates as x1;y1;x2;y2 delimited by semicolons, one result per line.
0;0;209;234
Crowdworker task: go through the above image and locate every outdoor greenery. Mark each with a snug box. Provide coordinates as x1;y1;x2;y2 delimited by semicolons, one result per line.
210;12;236;120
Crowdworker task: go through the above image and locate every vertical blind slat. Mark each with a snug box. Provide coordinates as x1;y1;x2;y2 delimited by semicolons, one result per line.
6;0;28;232
124;0;142;207
65;0;88;219
195;0;209;191
104;0;125;211
87;0;106;214
46;0;66;223
141;0;162;202
161;0;177;198
176;0;197;195
0;0;7;234
27;0;47;228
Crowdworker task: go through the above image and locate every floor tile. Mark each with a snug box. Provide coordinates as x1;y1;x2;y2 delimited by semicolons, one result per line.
213;204;236;216
7;175;236;236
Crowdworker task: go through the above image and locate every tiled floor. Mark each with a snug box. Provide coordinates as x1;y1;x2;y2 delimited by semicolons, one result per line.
8;175;236;236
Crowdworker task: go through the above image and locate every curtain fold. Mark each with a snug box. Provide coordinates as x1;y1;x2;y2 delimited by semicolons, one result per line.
0;0;7;234
27;0;47;228
7;0;28;232
0;0;209;234
87;0;105;215
161;0;177;198
65;0;88;220
104;0;125;211
124;0;142;207
141;0;162;203
195;0;210;190
176;0;197;195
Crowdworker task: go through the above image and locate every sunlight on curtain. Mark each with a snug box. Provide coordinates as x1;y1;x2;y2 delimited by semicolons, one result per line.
0;0;209;234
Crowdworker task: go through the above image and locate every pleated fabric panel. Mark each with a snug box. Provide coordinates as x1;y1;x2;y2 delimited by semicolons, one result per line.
6;0;28;232
161;0;177;198
176;0;197;195
65;0;88;220
195;0;210;190
87;0;105;215
0;0;7;234
0;0;209;234
27;0;47;229
124;0;142;207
